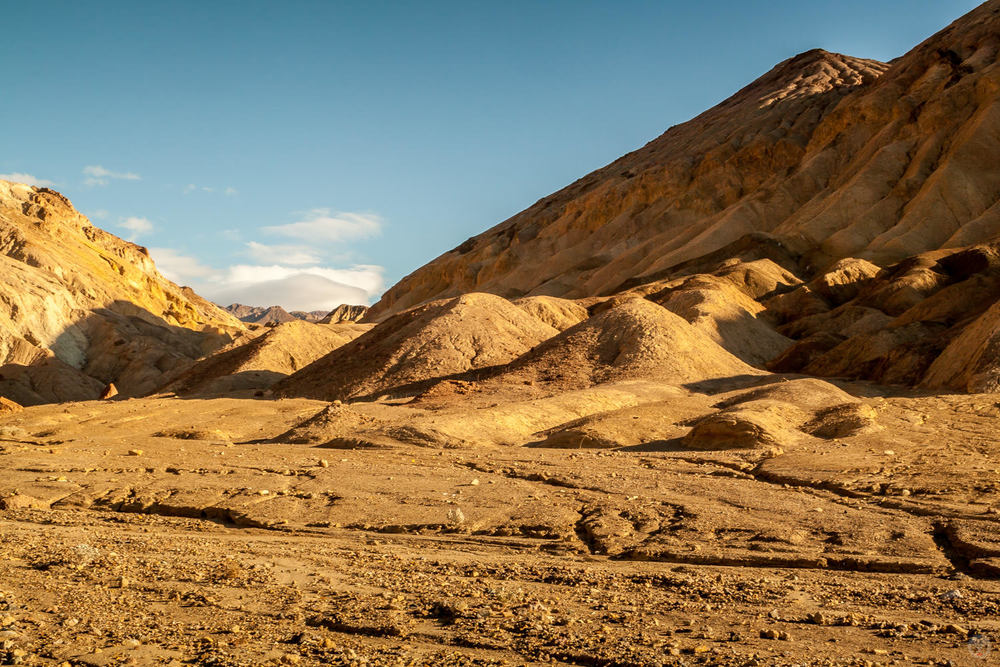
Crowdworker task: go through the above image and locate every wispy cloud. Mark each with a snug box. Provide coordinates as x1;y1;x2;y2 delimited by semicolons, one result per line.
83;165;141;187
181;183;238;196
88;209;110;220
0;172;55;187
119;216;154;240
264;209;382;243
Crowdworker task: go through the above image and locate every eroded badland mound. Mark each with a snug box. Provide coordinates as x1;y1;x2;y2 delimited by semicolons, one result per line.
3;4;1000;666
160;320;372;396
273;293;559;401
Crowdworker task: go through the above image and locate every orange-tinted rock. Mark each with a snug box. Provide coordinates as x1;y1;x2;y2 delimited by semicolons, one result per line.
0;180;244;404
0;396;22;413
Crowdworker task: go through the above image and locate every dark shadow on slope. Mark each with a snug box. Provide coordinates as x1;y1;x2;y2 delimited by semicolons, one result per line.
0;300;238;405
681;374;781;395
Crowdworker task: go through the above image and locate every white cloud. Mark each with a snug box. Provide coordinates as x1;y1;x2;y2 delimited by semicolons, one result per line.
119;216;154;240
209;270;379;312
223;264;384;297
147;206;385;311
88;209;110;220
0;172;55;187
245;241;321;266
264;209;382;243
149;247;219;283
83;165;140;187
147;248;384;311
224;187;238;196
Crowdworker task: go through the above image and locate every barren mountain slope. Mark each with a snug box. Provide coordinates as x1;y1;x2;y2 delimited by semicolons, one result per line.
0;180;243;404
370;0;1000;319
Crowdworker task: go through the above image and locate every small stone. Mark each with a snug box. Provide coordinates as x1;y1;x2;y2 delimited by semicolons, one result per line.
318;459;329;468
942;623;968;636
100;383;118;400
883;450;895;456
470;478;480;486
258;490;270;496
128;449;143;456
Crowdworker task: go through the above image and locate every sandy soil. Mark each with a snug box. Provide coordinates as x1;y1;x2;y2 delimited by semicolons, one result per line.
1;388;998;666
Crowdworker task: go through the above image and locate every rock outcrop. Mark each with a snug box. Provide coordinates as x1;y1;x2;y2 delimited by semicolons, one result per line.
321;304;369;324
0;180;243;404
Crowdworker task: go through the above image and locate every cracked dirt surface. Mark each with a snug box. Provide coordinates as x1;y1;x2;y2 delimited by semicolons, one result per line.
0;388;998;665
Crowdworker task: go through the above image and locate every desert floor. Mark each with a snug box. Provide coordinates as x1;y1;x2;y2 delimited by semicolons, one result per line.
1;387;998;666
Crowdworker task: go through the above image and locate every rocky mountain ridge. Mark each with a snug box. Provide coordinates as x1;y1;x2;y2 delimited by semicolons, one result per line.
226;303;366;325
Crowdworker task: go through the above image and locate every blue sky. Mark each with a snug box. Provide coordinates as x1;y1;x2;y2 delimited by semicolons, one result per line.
0;1;981;311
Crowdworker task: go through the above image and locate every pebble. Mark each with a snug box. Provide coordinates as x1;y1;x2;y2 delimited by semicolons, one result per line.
128;449;143;456
808;612;829;625
942;623;967;636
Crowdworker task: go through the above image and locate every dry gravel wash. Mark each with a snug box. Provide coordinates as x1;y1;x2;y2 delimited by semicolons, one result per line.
0;395;998;666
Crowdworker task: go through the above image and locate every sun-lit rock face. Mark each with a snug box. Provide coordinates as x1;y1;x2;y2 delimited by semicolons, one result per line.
0;180;244;404
370;0;1000;320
